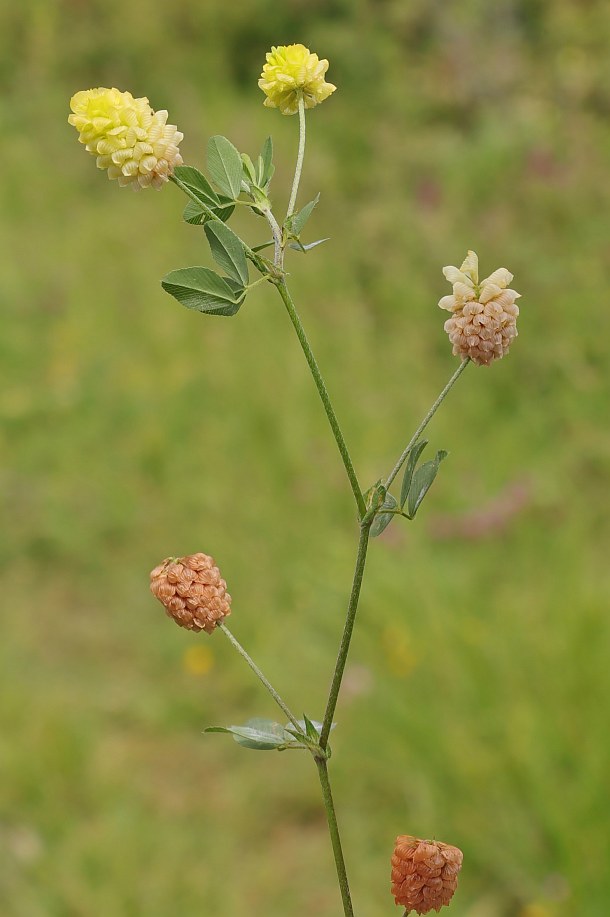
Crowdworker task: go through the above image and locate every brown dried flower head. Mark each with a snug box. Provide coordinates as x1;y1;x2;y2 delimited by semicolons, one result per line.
391;835;463;914
439;250;520;366
150;553;231;634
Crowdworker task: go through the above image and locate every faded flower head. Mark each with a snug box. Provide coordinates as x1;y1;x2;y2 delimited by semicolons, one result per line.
150;552;231;633
439;250;520;366
391;835;463;914
69;87;183;190
258;44;336;115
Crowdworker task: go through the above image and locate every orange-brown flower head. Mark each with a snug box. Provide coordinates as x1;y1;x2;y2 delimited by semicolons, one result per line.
439;250;520;366
391;835;463;914
150;553;231;633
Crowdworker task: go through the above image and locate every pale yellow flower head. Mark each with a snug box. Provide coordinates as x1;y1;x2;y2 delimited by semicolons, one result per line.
258;44;336;115
439;251;521;366
68;87;183;190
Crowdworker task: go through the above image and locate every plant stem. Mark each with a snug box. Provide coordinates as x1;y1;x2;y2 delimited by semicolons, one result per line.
315;757;355;917
384;358;471;491
262;206;283;269
286;95;306;220
217;622;302;734
169;173;267;275
320;521;371;748
276;281;366;518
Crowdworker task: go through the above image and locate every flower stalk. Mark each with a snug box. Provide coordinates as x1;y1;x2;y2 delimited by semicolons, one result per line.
218;622;303;735
286;94;306;219
384;358;471;491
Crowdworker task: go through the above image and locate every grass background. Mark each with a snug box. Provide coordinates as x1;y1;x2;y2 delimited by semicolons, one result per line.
2;2;610;915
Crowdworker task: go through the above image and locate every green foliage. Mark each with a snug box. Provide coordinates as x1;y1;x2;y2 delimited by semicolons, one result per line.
207;135;244;200
400;440;428;508
287;194;320;236
161;266;245;315
205;718;302;750
406;450;448;519
204;222;249;286
369;492;398;538
174;165;235;224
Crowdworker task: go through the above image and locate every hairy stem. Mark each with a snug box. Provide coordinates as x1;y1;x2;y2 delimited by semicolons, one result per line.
262;206;284;269
320;521;371;748
276;281;365;518
384;358;471;491
286;95;306;219
316;757;355;917
217;623;302;733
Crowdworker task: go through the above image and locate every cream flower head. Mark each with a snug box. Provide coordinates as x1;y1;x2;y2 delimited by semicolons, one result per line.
258;44;336;115
69;87;183;190
439;251;521;366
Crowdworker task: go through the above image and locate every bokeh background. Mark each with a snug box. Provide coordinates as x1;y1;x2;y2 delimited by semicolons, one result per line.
2;2;610;915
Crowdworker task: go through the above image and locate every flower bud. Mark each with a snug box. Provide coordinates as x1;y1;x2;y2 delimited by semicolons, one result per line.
391;835;463;914
259;44;336;115
69;88;183;190
150;553;231;633
439;251;520;366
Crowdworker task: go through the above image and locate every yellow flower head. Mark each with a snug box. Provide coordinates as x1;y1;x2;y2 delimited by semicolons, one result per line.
258;44;336;115
68;87;183;190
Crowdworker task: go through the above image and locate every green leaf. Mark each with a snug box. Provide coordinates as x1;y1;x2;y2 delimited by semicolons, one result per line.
161;266;245;316
174;165;220;205
182;198;235;226
288;238;330;253
204;718;295;750
251;240;274;253
204;222;249;285
207;135;244;200
370;492;398;537
260;136;274;186
241;152;257;184
407;450;449;519
289;193;320;236
400;440;429;509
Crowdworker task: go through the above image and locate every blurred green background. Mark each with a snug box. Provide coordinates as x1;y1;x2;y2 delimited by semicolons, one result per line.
2;2;610;915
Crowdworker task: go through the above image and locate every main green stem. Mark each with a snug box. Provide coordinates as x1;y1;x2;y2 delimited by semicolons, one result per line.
217;623;302;734
320;521;371;749
316;757;355;917
276;281;366;518
384;358;471;490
